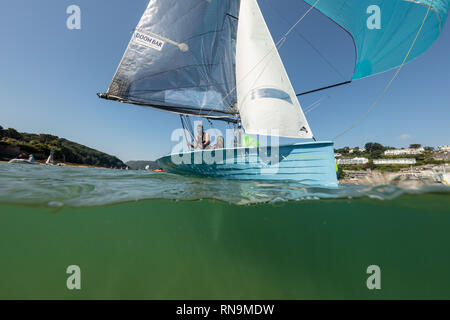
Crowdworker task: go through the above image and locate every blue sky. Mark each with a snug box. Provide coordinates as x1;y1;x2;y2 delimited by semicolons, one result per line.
1;0;449;161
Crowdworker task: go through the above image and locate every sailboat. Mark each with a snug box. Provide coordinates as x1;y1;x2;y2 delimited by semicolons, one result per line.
99;0;449;187
45;148;55;165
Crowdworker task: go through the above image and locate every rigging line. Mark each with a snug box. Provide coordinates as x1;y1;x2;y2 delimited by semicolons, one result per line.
240;1;324;115
278;0;320;47
305;101;323;115
206;0;322;117
182;115;195;142
180;115;190;148
265;0;347;81
333;0;434;141
276;0;322;49
304;95;330;114
304;99;323;113
181;115;195;150
185;115;195;139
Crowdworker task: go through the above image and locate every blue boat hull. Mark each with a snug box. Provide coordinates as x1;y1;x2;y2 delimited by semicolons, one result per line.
157;141;338;187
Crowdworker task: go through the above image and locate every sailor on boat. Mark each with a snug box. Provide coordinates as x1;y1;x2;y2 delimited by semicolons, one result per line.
211;136;225;150
187;124;210;150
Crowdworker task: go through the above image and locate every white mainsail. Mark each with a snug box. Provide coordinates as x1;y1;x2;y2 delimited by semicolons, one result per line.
236;0;313;138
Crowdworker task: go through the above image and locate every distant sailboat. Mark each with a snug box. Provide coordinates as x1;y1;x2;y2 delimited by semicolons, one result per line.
9;154;38;165
99;0;449;187
45;149;55;165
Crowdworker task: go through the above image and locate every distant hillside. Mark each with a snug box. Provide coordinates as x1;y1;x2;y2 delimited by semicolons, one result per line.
0;125;125;168
126;160;160;170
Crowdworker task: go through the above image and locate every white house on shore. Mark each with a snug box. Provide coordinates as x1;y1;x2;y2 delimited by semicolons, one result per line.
384;147;424;156
337;157;369;165
438;145;450;152
348;147;366;154
373;158;416;165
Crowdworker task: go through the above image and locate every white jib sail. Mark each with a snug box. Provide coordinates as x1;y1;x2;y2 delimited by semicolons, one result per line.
236;0;313;139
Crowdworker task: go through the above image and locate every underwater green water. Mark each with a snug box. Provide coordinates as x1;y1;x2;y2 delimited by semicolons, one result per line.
0;164;449;299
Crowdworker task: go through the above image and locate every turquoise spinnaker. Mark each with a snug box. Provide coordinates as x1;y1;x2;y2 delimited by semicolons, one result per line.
304;0;450;79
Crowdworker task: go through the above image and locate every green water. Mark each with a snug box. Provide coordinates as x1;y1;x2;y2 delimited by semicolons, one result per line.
0;164;449;299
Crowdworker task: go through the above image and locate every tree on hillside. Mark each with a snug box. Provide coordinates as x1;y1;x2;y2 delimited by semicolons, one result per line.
371;150;384;159
364;142;384;153
39;134;59;143
352;147;363;155
409;144;422;149
336;147;350;154
0;125;125;167
424;146;434;152
364;142;385;159
5;128;22;140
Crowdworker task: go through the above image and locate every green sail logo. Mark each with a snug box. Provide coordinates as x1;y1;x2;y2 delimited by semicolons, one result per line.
133;31;165;51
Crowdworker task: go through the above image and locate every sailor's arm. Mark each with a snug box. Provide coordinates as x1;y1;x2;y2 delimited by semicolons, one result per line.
191;136;200;149
203;133;211;148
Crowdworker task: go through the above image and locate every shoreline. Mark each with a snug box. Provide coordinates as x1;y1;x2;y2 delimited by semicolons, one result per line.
0;160;108;170
339;164;449;186
2;161;448;186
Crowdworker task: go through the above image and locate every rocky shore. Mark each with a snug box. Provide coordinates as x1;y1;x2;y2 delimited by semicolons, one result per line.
340;164;450;187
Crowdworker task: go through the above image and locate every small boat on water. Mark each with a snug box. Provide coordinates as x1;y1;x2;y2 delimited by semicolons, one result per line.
45;149;55;166
9;154;39;165
99;0;448;187
8;159;39;165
